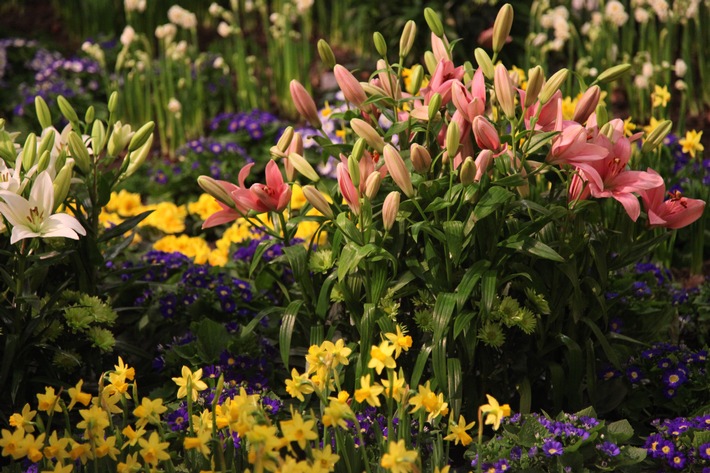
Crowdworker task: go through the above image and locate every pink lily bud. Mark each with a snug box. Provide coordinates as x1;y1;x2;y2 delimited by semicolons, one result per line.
334;64;368;107
494;64;516;119
337;162;360;215
303;185;334;219
351;118;385;153
383;144;414;198
410;143;432;173
382;191;400;231
474;149;494;182
473;116;501;151
572;85;600;124
290;80;321;128
431;32;450;63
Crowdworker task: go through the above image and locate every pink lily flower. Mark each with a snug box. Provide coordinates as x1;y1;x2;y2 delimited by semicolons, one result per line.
519;89;563;132
420;59;465;105
570;133;664;221
201;166;254;229
640;169;706;229
451;68;486;124
547;124;608;182
233;160;292;213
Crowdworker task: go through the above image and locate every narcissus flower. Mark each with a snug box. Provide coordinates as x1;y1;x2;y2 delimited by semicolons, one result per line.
444;415;475;446
138;431;171;466
381;439;419;473
679;129;704;158
354;374;384;407
172;366;208;401
480;394;511;430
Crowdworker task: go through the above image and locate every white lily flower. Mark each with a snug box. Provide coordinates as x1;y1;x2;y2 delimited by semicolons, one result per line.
0;171;86;244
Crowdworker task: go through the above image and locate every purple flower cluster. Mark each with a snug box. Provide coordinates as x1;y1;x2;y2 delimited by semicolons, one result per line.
645;415;710;471
209;110;279;140
666;133;710;188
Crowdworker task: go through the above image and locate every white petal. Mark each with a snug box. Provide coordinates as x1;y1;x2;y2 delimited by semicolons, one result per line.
10;226;40;245
0;192;32;227
29;171;54;214
42;214;86;237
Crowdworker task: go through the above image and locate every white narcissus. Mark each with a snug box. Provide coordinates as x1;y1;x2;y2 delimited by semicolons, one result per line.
0;171;86;244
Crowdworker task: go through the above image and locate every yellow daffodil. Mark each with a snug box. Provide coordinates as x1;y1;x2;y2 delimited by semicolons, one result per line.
67;380;92;410
105;190;144;217
43;430;71;462
0;428;26;459
443;415;475;446
133;397;168;428
354;374;384;407
643;116;661;135
409;381;449;421
380;439;418;473
8;404;36;433
679;130;704;158
183;428;212;458
138;431;171;466
312;444;340;471
121;425;146;448
368;341;397;374
41;462;74;473
480;394;511;430
172;366;208;401
322;394;354;429
68;440;91;465
188;193;224;220
652;84;671;108
37;387;62;414
117;452;142;473
21;432;46;462
384;326;413;358
623;117;637;137
285;368;314;402
76;405;110;438
382;371;407;403
280;410;318;450
94;435;120;460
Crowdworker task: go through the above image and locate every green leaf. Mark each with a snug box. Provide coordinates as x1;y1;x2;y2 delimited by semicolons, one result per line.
98;210;153;242
432;293;457;341
500;234;565;262
194;318;232;363
581;317;620;368
336;213;363;245
410;345;432;397
453;311;476;339
480;270;497;316
558;334;583;407
472;186;515;222
250;239;279;276
447;358;462;418
283;244;315;301
616;446;646;466
524;130;559;155
492;173;527;187
443;221;465;266
454;260;491;311
606;419;634;443
279;300;303;368
315;272;338;320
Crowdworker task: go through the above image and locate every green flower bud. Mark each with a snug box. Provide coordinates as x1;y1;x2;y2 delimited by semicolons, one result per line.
641;119;673;153
91;120;106;155
108;91;119;113
424;7;444;37
35;96;52;129
399;20;416;58
84;106;95;125
68;131;91;174
21;133;37;172
317;39;336;69
128;121;155;152
409;64;424;95
595;63;632;84
460;156;476;185
38;129;56;158
57;95;79;125
524;66;544;108
36;150;51;173
348;154;361;189
492;3;514;53
424;51;438;76
352;137;366;161
445;120;460;156
474;48;494;80
373;32;387;57
53;159;74;211
428;93;442;121
538;68;568;104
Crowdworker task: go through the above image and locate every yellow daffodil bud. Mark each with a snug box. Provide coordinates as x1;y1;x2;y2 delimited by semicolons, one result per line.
596;63;632;84
351;118;385;153
21;133;37;172
492;3;514;53
494;64;516;119
399;20;416;58
68;131;91;174
642;119;673;153
524;66;544;108
382;191;400;231
538;68;568;104
410;143;432;173
317;39;336;69
303;185;334;219
373;32;388;57
474;48;495;80
424;7;444;37
364;172;382;200
289;152;320;182
383;144;414;198
35;96;52;129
